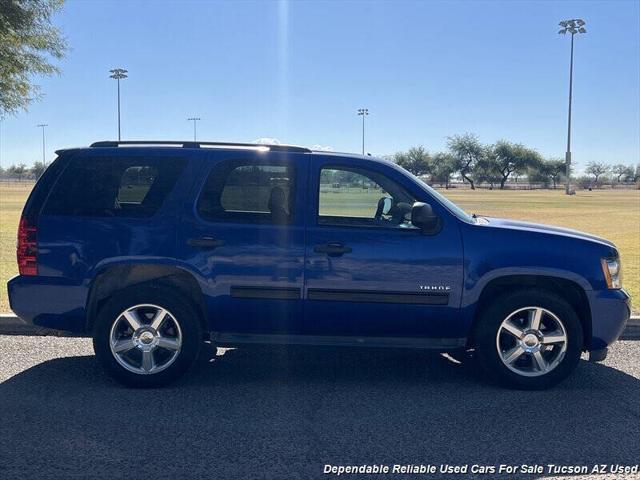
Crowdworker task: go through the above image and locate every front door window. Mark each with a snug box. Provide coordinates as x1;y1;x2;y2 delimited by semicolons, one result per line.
318;167;417;229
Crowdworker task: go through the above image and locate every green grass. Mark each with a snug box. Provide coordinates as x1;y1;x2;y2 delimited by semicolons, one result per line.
1;182;638;313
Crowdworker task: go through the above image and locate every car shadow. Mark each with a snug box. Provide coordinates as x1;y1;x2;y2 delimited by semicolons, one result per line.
0;344;638;479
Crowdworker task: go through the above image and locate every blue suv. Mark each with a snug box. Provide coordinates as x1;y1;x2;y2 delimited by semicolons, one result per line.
8;141;631;389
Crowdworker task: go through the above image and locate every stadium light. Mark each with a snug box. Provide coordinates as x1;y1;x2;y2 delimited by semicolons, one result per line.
558;19;587;195
357;108;369;155
187;117;201;141
109;68;128;141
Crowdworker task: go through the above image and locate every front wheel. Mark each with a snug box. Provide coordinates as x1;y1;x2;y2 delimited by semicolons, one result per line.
93;286;203;387
474;289;583;390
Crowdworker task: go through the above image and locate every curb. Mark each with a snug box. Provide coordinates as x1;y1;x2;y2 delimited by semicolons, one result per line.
0;314;79;337
620;317;640;340
2;313;640;340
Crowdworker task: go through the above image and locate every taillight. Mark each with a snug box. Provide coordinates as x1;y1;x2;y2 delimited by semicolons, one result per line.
17;216;38;276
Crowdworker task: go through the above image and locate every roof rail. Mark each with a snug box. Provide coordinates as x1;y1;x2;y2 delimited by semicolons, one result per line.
89;140;311;153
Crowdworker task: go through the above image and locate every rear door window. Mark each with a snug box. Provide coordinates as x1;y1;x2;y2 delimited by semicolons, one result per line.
197;160;295;224
117;166;159;205
43;156;186;218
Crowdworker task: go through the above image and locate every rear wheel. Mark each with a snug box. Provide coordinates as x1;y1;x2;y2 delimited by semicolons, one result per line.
474;289;583;390
93;286;202;387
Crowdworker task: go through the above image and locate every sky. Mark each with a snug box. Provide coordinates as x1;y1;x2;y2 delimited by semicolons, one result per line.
1;0;639;172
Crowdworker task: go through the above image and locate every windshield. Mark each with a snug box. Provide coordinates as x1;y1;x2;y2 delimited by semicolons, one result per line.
415;178;475;223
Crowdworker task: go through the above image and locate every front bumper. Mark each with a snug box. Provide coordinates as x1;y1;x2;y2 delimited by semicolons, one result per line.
7;275;88;334
586;288;631;351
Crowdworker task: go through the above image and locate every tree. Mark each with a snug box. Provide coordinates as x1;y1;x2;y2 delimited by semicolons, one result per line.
31;160;46;179
544;158;566;189
492;140;540;189
447;133;483;190
611;164;634;184
431;152;456;189
528;161;552;187
0;0;67;114
585;162;609;185
474;147;502;189
336;169;361;186
8;163;27;180
575;176;595;189
528;158;567;189
394;146;431;177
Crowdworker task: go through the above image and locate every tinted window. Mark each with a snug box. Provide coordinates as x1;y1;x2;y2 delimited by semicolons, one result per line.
22;154;69;219
198;161;295;224
318;166;417;229
117;166;159;204
44;156;186;218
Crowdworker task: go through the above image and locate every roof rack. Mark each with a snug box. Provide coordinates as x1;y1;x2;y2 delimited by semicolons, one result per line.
89;140;311;153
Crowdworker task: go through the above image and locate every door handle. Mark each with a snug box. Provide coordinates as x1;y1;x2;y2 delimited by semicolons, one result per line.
314;242;352;256
187;236;225;249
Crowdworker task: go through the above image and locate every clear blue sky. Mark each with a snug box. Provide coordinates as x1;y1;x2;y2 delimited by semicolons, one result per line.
1;0;639;172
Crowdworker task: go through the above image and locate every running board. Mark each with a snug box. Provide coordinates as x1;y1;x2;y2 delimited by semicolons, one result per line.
211;332;466;350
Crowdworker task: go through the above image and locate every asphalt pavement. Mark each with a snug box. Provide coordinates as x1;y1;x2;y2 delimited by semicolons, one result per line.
0;336;639;479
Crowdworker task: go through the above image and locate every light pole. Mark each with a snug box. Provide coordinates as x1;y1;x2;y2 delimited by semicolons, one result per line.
187;117;201;141
558;19;586;195
37;124;47;166
109;68;128;141
357;108;369;155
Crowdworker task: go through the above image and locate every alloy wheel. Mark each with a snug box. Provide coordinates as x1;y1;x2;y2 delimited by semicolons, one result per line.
496;306;568;377
109;304;182;375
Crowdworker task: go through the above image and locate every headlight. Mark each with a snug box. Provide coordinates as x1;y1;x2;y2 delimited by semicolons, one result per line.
601;257;622;289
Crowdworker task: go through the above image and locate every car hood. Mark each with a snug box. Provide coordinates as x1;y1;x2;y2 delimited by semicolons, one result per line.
481;217;616;249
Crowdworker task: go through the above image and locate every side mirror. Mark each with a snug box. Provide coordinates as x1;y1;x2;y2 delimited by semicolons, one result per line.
375;196;394;220
411;202;441;235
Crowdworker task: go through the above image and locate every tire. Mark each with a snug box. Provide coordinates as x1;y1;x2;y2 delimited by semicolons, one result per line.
92;285;203;388
473;289;583;390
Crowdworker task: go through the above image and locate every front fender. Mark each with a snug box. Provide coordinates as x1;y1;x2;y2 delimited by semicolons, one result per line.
462;266;592;309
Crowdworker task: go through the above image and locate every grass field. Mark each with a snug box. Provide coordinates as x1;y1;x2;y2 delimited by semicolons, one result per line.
1;182;638;313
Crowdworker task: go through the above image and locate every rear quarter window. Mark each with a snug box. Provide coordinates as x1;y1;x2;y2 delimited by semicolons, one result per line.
21;154;69;219
43;156;186;218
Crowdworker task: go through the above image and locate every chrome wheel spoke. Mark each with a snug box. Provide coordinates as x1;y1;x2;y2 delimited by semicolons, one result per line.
532;351;548;372
123;310;143;331
157;336;180;351
528;308;543;331
141;350;156;373
112;338;135;354
150;308;168;331
542;330;566;344
502;345;525;364
502;320;524;339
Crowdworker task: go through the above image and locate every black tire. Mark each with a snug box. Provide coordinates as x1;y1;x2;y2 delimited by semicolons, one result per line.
92;285;203;388
473;289;583;390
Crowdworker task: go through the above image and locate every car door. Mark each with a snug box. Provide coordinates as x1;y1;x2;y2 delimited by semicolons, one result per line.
303;157;464;341
178;151;307;335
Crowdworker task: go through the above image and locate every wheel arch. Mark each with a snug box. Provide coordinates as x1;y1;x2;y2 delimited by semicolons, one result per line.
469;274;592;349
85;263;207;334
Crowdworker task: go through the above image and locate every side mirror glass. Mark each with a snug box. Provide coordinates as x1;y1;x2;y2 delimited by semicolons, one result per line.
411;202;441;234
382;197;393;215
